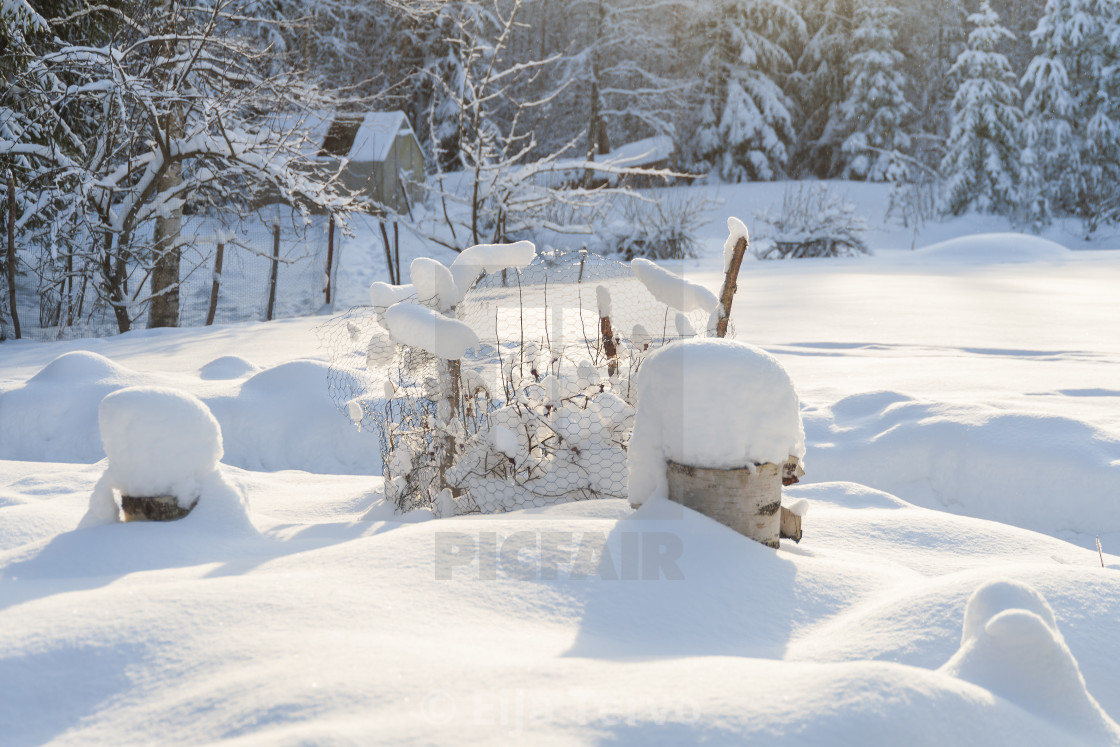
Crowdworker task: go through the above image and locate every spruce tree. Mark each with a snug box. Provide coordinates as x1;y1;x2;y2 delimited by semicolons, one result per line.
693;0;806;181
837;0;912;182
795;0;856;177
1021;0;1120;230
940;1;1023;216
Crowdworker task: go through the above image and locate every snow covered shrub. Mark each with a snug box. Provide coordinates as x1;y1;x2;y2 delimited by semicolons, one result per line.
322;247;720;516
753;184;869;259
606;193;707;260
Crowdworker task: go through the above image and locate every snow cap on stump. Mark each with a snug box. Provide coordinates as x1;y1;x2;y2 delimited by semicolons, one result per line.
99;386;223;502
628;337;805;507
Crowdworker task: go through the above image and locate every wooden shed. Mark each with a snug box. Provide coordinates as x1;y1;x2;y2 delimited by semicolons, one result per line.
263;110;425;214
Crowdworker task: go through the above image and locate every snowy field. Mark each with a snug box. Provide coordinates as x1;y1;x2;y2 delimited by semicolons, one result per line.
2;181;1120;744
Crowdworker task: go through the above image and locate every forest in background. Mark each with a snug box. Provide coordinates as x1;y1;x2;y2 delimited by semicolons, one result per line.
1;0;1117;337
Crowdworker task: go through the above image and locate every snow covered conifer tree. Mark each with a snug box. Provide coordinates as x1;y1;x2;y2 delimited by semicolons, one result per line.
940;1;1023;216
694;0;806;181
795;0;856;177
836;0;912;182
1020;0;1120;230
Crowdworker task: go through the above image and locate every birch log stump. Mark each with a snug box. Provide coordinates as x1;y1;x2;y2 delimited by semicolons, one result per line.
667;461;782;548
667;456;804;548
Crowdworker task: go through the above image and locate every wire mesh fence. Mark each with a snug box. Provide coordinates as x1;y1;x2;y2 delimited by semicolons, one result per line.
7;205;334;340
323;249;719;516
178;207;335;328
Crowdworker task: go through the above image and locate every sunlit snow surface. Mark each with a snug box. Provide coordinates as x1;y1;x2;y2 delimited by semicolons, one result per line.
3;182;1120;744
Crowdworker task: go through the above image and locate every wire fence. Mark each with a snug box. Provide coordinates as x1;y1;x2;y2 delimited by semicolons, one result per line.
322;249;721;516
5;205;336;341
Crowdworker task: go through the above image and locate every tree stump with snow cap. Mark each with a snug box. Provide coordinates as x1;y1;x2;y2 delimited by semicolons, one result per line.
628;338;806;548
95;386;224;523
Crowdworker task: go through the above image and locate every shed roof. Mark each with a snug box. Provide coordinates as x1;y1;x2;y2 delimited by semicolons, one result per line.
262;110;419;164
350;112;418;163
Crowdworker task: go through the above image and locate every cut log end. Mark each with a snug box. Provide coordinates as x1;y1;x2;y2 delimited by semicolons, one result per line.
121;495;196;522
782;456;804;486
779;506;803;543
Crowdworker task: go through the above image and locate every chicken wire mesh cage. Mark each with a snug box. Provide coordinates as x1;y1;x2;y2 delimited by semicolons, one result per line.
322;248;721;516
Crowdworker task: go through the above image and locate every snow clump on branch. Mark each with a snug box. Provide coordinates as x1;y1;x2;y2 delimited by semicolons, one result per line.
630;258;719;314
384;303;479;361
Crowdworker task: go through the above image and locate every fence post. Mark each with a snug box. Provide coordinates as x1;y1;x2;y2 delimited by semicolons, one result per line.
393;221;401;286
6;170;21;339
206;241;224;326
266;224;280;321
379;220;395;285
324;214;335;305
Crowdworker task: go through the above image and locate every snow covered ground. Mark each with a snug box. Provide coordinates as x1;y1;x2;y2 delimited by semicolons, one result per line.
3;181;1120;744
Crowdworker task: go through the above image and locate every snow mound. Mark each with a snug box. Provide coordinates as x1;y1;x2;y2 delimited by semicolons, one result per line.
913;233;1068;263
80;466;255;533
213;360;382;475
97;386;223;501
805;394;1120;536
0;351;142;463
198;355;259;380
941;579;1120;741
239;359;327;394
26;350;128;384
628;338;805;506
959;578;1057;643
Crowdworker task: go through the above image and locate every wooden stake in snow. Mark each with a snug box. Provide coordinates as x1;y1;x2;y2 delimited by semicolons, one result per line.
1098;537;1105;567
716;218;750;338
383;301;479;503
443;358;463;497
780;506;802;543
596;285;618;376
266;224;280;321
206;242;224;326
325;214;335;305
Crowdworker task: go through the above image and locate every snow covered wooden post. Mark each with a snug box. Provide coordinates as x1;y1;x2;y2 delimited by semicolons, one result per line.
384;300;478;498
628;338;806;548
716;217;750;339
91;386;224;522
596;285;619;376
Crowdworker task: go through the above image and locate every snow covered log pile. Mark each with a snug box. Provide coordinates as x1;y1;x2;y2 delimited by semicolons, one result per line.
628;338;806;547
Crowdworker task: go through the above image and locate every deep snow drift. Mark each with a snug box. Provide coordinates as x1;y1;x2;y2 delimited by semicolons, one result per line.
3;182;1120;744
